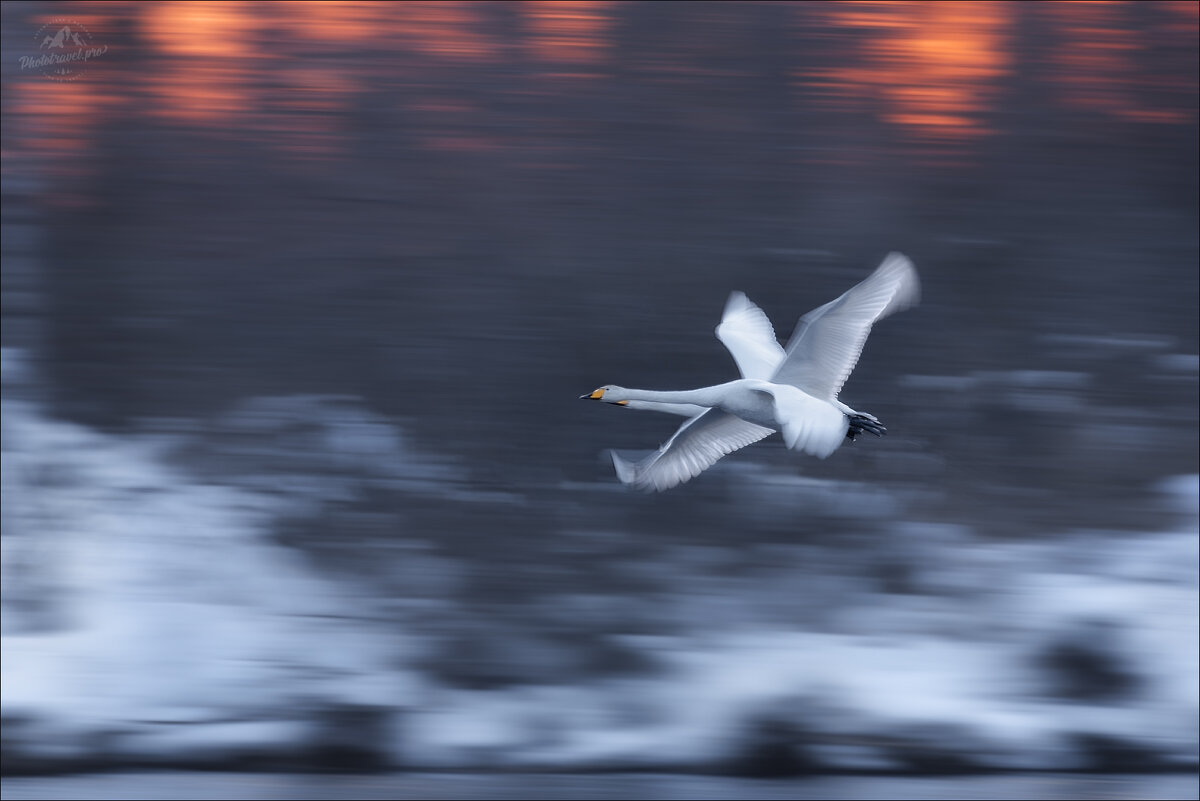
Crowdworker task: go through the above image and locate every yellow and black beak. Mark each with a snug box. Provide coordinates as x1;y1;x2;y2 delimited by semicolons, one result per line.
579;389;628;405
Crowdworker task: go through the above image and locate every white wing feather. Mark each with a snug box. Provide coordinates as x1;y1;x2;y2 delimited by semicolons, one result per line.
610;408;774;492
773;252;919;400
715;291;786;380
765;385;849;458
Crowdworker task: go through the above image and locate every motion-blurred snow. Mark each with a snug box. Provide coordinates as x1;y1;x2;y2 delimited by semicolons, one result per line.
3;353;1195;772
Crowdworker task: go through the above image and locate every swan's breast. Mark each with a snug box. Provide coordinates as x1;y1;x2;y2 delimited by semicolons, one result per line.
718;380;783;429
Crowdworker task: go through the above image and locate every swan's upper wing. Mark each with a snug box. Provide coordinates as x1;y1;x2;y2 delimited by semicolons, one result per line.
715;291;786;380
773;253;919;400
610;408;775;492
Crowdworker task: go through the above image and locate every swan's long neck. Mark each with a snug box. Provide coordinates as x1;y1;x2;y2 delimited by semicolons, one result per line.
624;400;708;417
620;386;727;407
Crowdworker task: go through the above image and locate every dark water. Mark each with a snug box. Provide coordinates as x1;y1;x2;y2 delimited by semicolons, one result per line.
3;772;1198;801
3;0;1196;538
3;0;1197;534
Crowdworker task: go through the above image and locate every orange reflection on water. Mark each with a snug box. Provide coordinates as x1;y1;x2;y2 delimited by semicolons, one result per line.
1050;1;1142;116
144;64;253;125
140;0;255;58
275;0;386;43
817;1;1010;143
1048;0;1196;124
396;1;497;61
8;0;1199;188
14;80;100;158
137;2;258;126
523;1;612;67
1164;0;1199;31
13;79;115;206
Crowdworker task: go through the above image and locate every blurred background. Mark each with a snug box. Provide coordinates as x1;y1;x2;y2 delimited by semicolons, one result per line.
1;0;1197;795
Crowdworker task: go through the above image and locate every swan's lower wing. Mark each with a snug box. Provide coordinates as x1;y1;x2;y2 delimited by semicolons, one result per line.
610;409;775;492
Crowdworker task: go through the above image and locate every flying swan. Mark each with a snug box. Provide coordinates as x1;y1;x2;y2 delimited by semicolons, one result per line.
581;252;920;491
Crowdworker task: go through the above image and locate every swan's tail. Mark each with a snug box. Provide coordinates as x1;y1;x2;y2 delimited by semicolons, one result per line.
846;412;886;441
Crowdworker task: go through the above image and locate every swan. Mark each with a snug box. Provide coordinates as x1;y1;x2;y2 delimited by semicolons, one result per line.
581;252;920;491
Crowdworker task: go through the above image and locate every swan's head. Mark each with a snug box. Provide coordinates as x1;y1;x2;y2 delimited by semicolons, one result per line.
579;385;629;405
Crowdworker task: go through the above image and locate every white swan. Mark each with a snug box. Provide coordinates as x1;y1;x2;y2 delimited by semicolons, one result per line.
581;252;920;491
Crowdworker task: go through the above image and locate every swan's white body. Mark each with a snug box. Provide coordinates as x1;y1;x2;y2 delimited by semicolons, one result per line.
582;252;920;491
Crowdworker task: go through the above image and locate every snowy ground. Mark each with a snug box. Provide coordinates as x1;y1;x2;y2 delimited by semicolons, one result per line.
2;355;1197;774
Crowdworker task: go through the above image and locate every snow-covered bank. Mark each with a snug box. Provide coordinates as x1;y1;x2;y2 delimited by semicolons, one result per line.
1;394;412;772
2;378;1196;774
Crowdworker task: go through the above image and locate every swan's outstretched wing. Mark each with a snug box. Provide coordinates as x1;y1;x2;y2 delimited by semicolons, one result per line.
716;291;786;380
773;252;919;401
610;408;775;492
